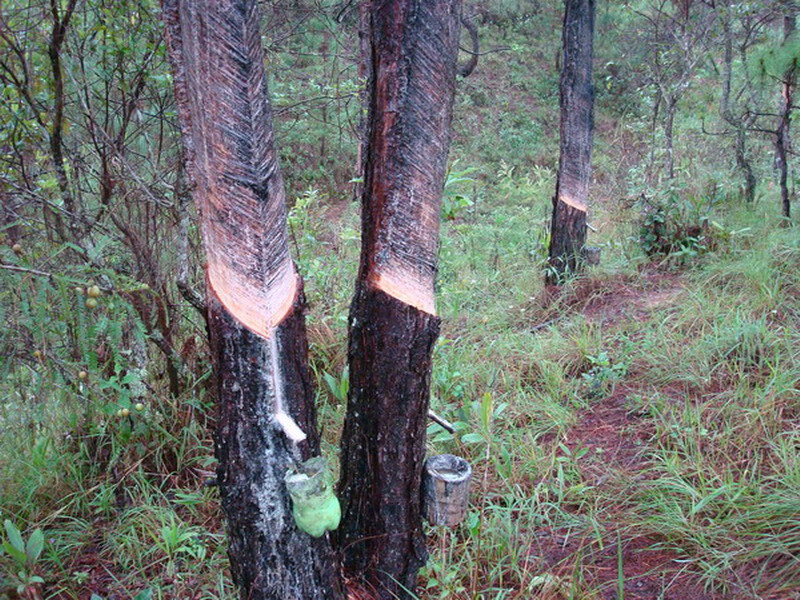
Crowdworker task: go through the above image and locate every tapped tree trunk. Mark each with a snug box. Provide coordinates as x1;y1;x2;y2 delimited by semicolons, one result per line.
547;0;595;284
335;1;461;598
162;1;342;598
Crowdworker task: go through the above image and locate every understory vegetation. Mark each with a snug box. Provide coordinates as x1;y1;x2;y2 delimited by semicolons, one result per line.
1;1;799;599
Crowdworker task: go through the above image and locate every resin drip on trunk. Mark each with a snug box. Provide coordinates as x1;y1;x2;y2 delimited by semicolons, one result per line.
162;1;342;597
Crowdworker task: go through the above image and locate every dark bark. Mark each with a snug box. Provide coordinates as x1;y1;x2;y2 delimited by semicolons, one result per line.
208;287;341;600
162;0;343;597
338;287;440;596
777;11;796;220
335;0;462;597
547;0;595;284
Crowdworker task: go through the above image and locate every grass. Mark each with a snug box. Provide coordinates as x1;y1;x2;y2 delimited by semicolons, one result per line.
2;6;800;600
5;178;798;600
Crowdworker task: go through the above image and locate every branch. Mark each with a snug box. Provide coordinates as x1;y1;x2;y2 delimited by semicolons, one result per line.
458;16;479;78
0;263;55;279
428;410;455;434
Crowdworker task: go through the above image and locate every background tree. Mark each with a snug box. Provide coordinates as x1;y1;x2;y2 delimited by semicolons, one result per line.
547;0;595;283
0;0;193;396
775;5;797;219
161;0;342;598
718;1;772;204
335;0;462;597
631;0;719;183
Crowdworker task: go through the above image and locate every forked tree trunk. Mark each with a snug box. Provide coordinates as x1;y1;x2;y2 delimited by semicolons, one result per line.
162;1;342;598
335;1;461;597
547;0;595;284
777;11;796;221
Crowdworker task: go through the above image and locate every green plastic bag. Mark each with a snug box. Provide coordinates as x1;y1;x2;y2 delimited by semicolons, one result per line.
284;456;341;538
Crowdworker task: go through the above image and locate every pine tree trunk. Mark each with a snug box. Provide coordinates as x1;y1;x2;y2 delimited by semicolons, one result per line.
547;0;595;284
162;1;342;598
335;1;462;597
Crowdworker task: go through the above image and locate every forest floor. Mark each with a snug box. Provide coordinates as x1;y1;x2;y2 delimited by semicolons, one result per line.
529;273;712;600
2;171;799;600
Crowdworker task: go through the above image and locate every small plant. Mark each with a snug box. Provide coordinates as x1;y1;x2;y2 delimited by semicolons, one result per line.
637;191;716;261
581;351;627;399
1;520;45;599
154;518;206;564
460;392;508;448
322;366;349;404
442;162;477;221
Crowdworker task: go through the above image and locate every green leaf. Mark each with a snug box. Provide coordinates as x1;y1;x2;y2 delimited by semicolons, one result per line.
690;485;730;517
26;529;44;564
461;432;485;444
4;520;25;556
480;392;493;430
3;540;27;565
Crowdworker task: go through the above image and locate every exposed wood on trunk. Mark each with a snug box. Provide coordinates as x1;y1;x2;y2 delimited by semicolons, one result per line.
335;0;462;597
163;0;297;339
547;0;595;284
162;1;342;597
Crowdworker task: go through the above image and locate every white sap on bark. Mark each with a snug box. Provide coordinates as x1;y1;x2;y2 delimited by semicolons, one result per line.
266;326;306;443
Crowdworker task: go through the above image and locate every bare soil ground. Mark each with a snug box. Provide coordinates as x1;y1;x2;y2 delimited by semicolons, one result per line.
527;269;720;600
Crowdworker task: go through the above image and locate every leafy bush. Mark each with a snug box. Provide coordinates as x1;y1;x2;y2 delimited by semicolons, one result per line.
636;191;718;261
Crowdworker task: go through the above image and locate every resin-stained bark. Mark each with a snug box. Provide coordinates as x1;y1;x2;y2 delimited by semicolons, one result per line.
548;0;595;283
208;287;341;599
335;1;461;598
162;1;342;598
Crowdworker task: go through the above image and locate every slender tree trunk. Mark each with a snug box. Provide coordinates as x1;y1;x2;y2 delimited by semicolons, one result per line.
777;11;796;220
547;0;595;284
162;1;342;598
335;1;461;597
736;126;757;203
720;10;757;203
458;15;480;78
352;0;371;203
665;96;677;181
45;0;79;242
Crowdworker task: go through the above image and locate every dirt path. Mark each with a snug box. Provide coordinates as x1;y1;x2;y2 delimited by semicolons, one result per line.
528;270;720;600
